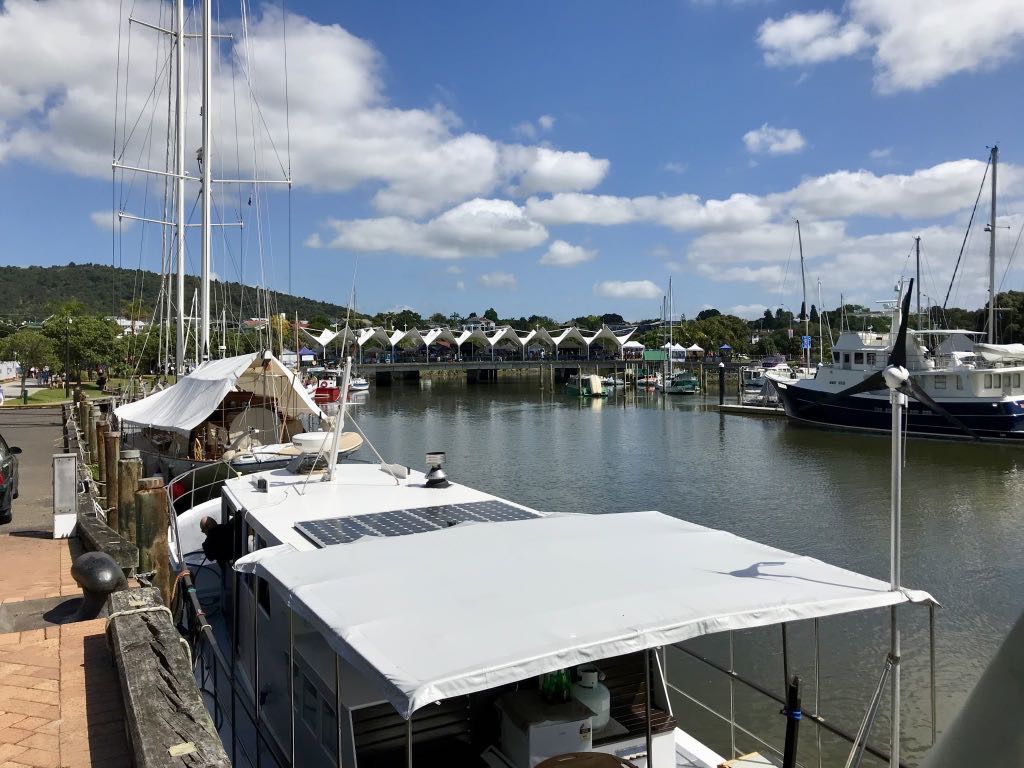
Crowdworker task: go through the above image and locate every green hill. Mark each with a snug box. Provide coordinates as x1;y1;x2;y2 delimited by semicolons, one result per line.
0;263;359;325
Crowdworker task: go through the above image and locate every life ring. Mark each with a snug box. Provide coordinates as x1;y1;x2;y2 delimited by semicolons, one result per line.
318;379;330;388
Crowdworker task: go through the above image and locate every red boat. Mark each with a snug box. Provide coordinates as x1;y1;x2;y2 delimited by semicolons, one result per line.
309;378;341;403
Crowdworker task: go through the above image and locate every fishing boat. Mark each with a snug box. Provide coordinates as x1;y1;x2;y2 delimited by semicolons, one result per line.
171;359;942;768
656;370;700;395
566;374;606;398
348;376;370;392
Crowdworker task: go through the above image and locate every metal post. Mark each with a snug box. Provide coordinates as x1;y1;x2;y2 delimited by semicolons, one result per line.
929;603;937;744
889;386;904;768
644;649;654;764
406;713;414;768
781;623;790;692
254;573;261;768
815;618;822;768
718;362;725;406
289;609;295;768
199;0;212;362
988;146;998;343
728;631;737;759
782;676;802;768
335;653;343;768
175;0;185;374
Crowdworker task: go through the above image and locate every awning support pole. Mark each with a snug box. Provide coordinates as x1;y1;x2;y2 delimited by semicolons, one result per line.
335;654;343;768
289;609;295;768
781;622;790;693
254;584;262;768
729;631;737;759
929;603;937;744
645;649;654;763
406;713;413;768
815;618;822;768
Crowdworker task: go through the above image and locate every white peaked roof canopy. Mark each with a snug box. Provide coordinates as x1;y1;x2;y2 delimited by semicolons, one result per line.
236;511;933;719
302;327;339;348
686;343;705;352
115;352;324;434
622;340;645;349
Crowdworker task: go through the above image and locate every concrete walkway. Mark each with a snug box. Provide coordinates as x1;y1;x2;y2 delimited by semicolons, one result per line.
0;407;132;768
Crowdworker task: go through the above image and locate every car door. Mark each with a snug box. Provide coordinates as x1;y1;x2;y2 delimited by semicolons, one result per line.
0;434;9;505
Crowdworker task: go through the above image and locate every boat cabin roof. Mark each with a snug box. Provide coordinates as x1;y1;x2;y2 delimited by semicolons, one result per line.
234;489;935;720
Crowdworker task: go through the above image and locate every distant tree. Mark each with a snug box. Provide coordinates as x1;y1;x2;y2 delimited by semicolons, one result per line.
309;314;331;329
696;308;721;321
600;312;624;325
41;308;119;379
428;312;448;326
483;307;499;322
809;305;819;323
2;329;56;395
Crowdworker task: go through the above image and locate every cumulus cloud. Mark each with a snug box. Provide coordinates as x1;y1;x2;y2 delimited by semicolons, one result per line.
663;161;688;174
525;192;773;231
593;280;662;300
757;1;1024;93
869;147;892;159
539;240;596;267
512;114;555;140
90;210;133;231
0;0;607;218
730;304;770;319
479;271;517;289
317;198;548;259
743;124;806;155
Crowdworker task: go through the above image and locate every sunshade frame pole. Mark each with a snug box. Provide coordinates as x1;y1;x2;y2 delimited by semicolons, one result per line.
815;618;822;768
335;653;343;767
729;631;737;759
929;604;937;744
645;649;654;764
406;714;413;768
326;357;353;481
781;623;790;693
254;578;262;768
289;609;295;768
889;386;905;768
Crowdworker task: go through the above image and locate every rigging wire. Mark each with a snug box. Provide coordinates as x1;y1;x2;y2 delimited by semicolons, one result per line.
943;157;990;310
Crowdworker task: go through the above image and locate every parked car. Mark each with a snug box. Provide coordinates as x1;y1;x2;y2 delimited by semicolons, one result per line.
0;432;21;524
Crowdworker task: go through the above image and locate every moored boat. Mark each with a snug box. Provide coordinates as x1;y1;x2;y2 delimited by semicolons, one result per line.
566;374;606;398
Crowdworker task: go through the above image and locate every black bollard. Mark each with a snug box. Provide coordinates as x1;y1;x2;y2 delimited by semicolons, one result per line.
718;362;726;406
69;551;128;621
782;675;802;768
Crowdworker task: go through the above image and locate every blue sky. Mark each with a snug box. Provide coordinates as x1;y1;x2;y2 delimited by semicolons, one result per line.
1;0;1023;323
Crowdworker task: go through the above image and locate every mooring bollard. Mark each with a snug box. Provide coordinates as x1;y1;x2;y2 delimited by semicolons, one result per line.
718;362;726;406
104;430;120;523
117;450;142;544
135;476;172;604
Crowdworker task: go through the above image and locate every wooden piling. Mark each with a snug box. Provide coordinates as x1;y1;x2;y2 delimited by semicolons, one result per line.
85;404;97;460
104;431;120;523
135;476;172;604
117;450;143;545
95;421;109;490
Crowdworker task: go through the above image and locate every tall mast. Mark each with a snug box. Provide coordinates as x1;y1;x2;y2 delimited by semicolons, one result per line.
988;146;998;344
915;236;921;329
200;0;213;362
796;219;809;371
174;0;186;374
817;278;823;365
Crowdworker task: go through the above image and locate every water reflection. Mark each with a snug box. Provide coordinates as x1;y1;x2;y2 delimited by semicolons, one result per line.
340;377;1022;765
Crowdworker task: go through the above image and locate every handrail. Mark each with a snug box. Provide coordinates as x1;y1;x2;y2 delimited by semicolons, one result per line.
671;643;909;768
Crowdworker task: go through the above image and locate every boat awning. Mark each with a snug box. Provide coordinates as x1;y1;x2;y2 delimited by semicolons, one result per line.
975;343;1024;362
235;510;934;719
115;352;324;434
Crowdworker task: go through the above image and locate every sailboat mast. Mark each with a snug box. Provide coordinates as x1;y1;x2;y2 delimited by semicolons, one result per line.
796;219;809;371
915;236;921;328
988;146;998;344
817;278;823;365
174;0;186;374
199;0;213;362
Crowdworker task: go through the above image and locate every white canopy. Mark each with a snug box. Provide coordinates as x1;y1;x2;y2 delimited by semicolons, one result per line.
236;510;933;719
974;343;1024;362
115;352;323;434
686;343;705;353
622;340;644;349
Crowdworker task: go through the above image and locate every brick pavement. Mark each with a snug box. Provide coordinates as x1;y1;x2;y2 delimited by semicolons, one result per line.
0;536;131;768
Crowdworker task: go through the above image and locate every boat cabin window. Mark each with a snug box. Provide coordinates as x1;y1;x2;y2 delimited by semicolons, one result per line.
842;353;851;369
854;352;864;365
957;376;964;390
833;351;840;364
985;373;993;388
866;353;877;366
1015;374;1021;389
994;373;1002;388
934;376;946;390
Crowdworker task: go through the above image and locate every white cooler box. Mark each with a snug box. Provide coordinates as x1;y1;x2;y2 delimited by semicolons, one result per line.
497;690;594;768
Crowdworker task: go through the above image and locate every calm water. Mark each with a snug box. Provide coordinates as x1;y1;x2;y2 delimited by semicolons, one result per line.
341;377;1024;766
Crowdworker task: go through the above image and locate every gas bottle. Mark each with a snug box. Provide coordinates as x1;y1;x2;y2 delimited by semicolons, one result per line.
571;666;610;729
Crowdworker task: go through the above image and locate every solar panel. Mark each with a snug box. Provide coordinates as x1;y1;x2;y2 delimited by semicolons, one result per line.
294;500;539;548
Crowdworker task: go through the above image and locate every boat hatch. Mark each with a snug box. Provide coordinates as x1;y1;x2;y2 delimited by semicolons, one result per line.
293;499;540;547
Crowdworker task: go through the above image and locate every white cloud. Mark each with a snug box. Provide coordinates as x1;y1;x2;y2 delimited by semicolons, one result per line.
512;114;555;140
90;210;133;231
663;161;688;174
525;191;773;231
0;0;607;218
593;280;662;300
743;124;806;155
869;147;892;159
455;280;465;291
537;115;555;132
757;2;1024;93
318;198;548;259
539;240;596;267
479;271;517;289
730;303;770;319
757;11;870;67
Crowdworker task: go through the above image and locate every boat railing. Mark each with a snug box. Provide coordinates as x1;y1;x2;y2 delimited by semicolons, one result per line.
664;619;936;768
172;565;288;768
